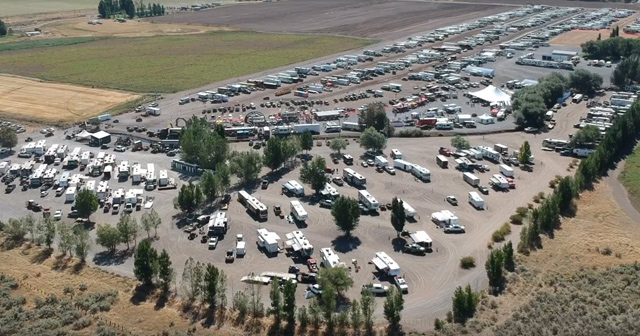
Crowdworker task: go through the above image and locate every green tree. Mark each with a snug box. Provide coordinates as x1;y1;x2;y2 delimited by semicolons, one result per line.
96;224;120;252
268;278;283;322
74;229;91;262
502;241;515;272
134;240;158;285
74;189;99;220
513;93;547;128
204;263;221;311
331;196;361;236
4;218;25;241
383;286;404;330
359;127;387;153
215;163;231;194
180;116;228;170
318;267;354;295
181;257;204;302
22;214;37;242
300;130;314;153
556;176;576;212
39;216;56;249
329;138;348;155
358;101;392;136
518;141;532;165
282;137;300;167
320;286;337;328
390;197;406;237
350;299;362;334
140;210;158;239
229;151;263;185
452;286;466;323
263;137;285;171
123;0;136;18
282;279;297;326
570;69;603;95
360;289;376;332
157;249;173;292
297;305;309;331
300;157;328;193
0;19;6;37
200;170;219;203
117;213;138;250
175;182;203;214
571;125;600;147
98;0;108;18
57;221;75;255
451;135;470;151
0;126;18;150
486;249;505;295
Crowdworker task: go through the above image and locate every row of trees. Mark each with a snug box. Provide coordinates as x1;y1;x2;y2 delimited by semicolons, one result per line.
1;214;91;261
518;89;640;255
582;36;640;61
512;71;602;128
135;1;166;17
98;0;135;19
133;240;174;290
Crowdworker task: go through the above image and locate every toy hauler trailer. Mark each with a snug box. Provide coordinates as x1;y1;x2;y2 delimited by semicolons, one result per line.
393;159;414;171
358;190;379;211
343;168;366;186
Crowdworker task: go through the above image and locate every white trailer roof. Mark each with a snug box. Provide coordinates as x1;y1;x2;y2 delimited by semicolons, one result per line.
257;228;280;245
410;231;433;244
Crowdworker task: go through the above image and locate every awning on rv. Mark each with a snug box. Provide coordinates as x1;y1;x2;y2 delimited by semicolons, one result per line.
371;257;387;270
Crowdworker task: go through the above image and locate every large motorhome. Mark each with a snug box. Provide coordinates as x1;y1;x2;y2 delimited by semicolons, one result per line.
238;190;268;220
290;200;308;222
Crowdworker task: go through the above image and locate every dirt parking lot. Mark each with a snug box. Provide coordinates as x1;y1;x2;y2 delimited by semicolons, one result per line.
0;98;585;328
149;0;506;40
0;75;139;123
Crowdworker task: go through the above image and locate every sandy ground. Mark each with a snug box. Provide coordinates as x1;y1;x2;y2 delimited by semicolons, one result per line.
0;91;590;329
551;12;640;47
40;17;230;39
149;0;507;40
0;75;139;123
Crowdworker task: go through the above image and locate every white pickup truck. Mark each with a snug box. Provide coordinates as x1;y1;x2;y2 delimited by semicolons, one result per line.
394;276;409;294
362;283;389;295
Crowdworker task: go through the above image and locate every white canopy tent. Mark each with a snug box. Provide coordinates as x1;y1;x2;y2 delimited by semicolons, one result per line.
75;130;92;140
469;85;512;106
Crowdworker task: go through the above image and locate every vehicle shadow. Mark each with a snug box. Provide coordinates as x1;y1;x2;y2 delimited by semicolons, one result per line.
331;235;362;253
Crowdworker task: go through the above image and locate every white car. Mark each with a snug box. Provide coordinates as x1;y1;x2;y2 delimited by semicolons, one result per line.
208;237;218;249
394;276;409;294
114;146;126;152
53;210;63;220
385;166;396;175
40;190;48;197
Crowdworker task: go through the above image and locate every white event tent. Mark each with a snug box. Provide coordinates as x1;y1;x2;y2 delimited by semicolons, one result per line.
469;85;512;106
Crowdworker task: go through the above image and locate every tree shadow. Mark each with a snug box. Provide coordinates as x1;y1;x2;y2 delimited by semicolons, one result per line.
92;249;133;266
391;238;406;252
130;283;155;305
385;325;405;336
154;290;169;310
201;307;216;329
331;235;362;253
52;254;73;271
72;260;86;274
30;248;53;264
267;320;281;336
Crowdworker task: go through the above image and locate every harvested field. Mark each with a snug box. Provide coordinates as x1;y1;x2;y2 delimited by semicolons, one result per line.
2;0;183;17
150;0;507;40
0;75;139;123
0;32;372;93
42;17;228;38
551;12;640;47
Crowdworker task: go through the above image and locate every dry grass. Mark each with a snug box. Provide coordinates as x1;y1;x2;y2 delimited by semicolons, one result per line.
0;241;252;335
0;75;139;123
1;0;186;17
42;17;229;39
451;182;640;336
551;13;640;47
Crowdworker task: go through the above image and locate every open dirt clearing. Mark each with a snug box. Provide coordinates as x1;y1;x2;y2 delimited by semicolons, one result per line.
150;0;506;40
42;17;228;38
551;12;640;47
0;75;139;123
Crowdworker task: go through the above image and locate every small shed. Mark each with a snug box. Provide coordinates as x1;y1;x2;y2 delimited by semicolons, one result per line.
90;131;111;146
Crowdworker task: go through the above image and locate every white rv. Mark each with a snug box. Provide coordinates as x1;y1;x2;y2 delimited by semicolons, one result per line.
499;164;514;177
257;228;280;254
400;199;417;218
468;191;485;209
371;252;401;276
290;200;308;222
358;190;379;211
320;247;341;268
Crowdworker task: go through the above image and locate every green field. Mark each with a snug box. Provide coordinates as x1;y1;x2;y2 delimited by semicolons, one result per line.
0;31;373;93
620;144;640;202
